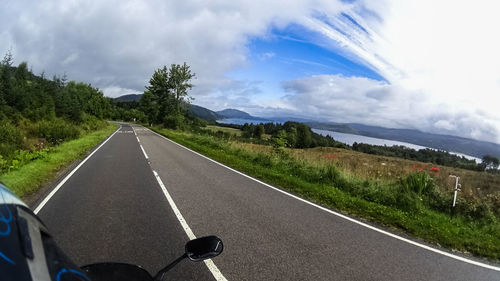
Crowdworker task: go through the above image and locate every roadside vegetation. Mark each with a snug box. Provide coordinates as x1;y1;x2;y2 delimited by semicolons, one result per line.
0;52;119;197
150;127;500;261
0;123;118;197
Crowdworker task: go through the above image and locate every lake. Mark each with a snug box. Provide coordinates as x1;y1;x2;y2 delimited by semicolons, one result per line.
313;129;481;163
218;118;276;125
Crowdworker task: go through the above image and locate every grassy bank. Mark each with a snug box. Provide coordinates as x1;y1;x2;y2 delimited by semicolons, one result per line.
233;143;500;200
0;123;118;197
151;127;500;261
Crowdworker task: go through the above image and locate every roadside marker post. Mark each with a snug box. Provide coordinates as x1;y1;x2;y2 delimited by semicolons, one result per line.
449;175;461;208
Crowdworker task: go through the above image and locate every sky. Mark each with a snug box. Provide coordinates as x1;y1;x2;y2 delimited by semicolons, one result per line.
1;0;500;143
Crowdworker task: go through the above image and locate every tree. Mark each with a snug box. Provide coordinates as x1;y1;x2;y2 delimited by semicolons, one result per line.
272;129;288;147
1;50;13;67
146;66;174;120
139;90;159;124
0;50;14;107
168;62;195;114
142;63;195;125
253;124;265;139
296;123;312;148
286;126;297;148
482;154;500;170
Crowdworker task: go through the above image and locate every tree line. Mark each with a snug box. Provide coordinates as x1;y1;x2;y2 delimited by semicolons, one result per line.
0;52;115;171
237;122;348;149
351;142;494;171
216;122;497;172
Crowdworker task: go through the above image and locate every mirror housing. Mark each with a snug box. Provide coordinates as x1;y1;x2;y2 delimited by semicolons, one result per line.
82;263;153;281
185;235;224;261
154;235;224;280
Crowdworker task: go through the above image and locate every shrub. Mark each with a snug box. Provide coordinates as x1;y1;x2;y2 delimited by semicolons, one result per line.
486;192;500;217
31;119;80;145
253;153;273;167
400;172;435;196
0;120;24;156
80;114;107;132
164;114;184;130
0;155;8;172
455;197;496;222
323;165;342;184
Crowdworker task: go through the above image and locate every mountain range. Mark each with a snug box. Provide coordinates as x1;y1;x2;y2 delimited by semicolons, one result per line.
114;94;500;158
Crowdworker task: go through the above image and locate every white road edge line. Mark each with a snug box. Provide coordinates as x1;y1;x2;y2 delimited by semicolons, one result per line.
152;170;228;281
34;125;121;214
146;127;500;272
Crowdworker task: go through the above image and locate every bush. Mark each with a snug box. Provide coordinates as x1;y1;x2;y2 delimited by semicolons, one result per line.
0;149;49;173
80;114;107;132
322;165;342;184
0;121;24;156
455;197;496;222
164;114;184;130
486;192;500;217
400;172;435;196
31;119;80;145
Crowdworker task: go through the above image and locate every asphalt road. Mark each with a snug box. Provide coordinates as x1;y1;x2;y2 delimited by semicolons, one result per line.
36;123;500;280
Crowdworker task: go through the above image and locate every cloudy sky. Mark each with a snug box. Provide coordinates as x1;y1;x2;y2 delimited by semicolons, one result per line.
1;0;500;143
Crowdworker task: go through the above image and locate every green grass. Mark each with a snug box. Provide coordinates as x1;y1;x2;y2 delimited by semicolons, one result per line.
151;127;500;261
0;123;119;197
205;125;242;136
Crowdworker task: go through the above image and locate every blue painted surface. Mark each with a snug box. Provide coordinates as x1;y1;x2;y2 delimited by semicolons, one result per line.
56;268;91;281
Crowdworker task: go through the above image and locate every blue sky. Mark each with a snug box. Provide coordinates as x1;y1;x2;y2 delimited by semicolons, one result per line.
227;25;384;101
1;0;500;143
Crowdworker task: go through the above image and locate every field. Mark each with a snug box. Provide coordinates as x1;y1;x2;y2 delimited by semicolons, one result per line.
206;124;500;200
233;143;500;199
205;125;242;136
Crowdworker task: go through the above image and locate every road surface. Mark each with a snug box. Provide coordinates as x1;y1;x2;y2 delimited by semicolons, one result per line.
35;123;500;280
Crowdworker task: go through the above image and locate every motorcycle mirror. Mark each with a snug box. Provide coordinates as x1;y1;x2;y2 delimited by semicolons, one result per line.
185;235;224;261
82;263;153;281
154;236;224;281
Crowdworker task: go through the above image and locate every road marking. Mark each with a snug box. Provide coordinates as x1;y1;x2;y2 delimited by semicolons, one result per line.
146;127;500;272
139;145;149;160
34;126;121;214
152;171;228;281
132;127;148;160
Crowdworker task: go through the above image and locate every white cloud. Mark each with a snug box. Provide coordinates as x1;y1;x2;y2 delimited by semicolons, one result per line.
286;0;500;142
0;0;344;98
259;52;276;60
61;53;79;66
261;74;500;143
434;120;456;131
101;86;141;98
1;0;500;143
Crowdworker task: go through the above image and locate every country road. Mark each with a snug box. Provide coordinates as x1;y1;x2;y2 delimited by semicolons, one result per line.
34;123;500;280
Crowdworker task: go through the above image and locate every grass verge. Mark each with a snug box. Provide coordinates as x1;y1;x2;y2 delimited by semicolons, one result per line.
0;123;119;198
151;127;500;262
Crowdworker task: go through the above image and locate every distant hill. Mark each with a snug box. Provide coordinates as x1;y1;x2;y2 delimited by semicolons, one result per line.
306;121;500;159
216;108;253;119
189;104;220;121
115;94;142;102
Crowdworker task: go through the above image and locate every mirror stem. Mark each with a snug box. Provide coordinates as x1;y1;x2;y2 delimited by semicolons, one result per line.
154;253;187;281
